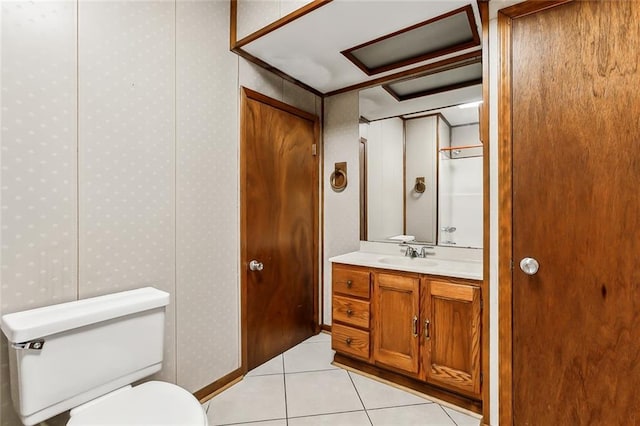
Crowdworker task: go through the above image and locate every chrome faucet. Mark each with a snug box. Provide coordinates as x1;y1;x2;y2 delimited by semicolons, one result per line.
404;246;419;258
401;243;435;258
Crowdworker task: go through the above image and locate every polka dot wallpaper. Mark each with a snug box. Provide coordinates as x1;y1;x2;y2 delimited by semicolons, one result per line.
176;0;240;393
77;0;178;383
1;2;323;423
1;2;78;425
323;92;361;324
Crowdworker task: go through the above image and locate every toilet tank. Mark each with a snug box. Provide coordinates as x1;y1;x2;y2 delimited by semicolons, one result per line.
0;287;170;426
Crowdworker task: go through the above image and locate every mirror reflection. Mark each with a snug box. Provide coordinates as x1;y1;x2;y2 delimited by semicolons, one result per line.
359;85;483;249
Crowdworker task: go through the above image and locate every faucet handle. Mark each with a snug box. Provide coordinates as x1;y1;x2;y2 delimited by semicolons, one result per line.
420;246;435;257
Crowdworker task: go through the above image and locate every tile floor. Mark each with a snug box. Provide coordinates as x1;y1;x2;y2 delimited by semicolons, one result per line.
202;333;481;426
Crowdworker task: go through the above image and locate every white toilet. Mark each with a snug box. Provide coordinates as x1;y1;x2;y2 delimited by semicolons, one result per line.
0;287;208;426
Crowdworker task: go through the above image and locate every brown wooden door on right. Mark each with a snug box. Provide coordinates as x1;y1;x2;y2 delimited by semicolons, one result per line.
421;279;481;398
508;2;640;424
372;272;419;375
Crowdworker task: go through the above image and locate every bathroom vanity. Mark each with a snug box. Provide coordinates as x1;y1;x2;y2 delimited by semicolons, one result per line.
329;249;483;413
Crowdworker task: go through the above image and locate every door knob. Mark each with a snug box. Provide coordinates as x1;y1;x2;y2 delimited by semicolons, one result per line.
249;260;264;271
519;257;539;275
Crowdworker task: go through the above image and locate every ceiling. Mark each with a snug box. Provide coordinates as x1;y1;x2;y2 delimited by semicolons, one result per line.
240;1;482;94
359;84;482;124
241;0;482;125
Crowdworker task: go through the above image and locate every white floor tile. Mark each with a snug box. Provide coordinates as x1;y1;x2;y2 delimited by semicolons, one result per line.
285;369;364;418
207;375;286;425
246;354;284;376
230;421;287;426
442;406;482;426
368;404;456;426
301;332;332;344
288;411;371;426
284;340;337;373
349;372;431;410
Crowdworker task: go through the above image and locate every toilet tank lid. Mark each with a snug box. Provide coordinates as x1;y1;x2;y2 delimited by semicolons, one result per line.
1;287;169;343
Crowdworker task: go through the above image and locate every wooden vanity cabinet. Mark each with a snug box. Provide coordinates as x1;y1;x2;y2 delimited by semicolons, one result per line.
372;272;420;375
331;264;371;361
420;278;482;398
331;263;483;409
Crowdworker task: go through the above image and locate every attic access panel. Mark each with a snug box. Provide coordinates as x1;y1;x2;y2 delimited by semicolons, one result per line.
341;5;480;76
383;59;482;102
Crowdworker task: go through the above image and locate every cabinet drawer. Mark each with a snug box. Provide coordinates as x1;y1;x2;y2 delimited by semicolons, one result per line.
332;295;370;328
333;265;370;299
332;324;370;360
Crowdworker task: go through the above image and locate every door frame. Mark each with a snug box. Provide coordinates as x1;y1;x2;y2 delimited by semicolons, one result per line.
496;2;573;424
239;87;320;373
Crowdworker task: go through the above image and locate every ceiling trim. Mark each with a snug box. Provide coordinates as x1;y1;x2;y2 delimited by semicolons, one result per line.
232;0;334;49
381;56;482;101
326;51;481;97
340;5;480;76
362;98;479;123
232;47;325;98
230;0;326;97
383;78;483;102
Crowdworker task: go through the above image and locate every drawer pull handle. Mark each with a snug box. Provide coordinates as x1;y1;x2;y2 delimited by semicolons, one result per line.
346;337;352;345
346;309;353;316
412;316;418;337
346;280;353;288
425;319;431;340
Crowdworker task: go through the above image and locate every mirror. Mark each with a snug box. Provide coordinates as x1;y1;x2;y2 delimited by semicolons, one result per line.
359;84;483;249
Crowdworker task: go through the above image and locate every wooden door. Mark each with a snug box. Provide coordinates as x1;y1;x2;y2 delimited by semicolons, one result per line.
373;272;419;374
240;88;318;371
421;279;481;398
500;2;640;424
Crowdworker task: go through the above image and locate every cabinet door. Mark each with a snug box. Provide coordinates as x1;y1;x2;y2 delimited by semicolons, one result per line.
421;279;481;397
373;273;420;374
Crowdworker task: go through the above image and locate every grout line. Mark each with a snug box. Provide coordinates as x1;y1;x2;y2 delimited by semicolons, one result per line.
282;355;289;425
365;402;434;412
283;367;338;376
347;371;373;425
219;418;287;426
439;404;460;426
287;409;369;421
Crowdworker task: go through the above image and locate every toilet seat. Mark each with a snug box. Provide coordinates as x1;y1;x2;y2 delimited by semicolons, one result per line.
67;381;207;425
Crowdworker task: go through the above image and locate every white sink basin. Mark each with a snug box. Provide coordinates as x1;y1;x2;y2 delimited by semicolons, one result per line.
378;257;438;267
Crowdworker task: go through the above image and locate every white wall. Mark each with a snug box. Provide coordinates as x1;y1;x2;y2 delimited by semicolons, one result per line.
439;123;483;248
0;2;321;424
366;118;404;241
323;92;360;324
405;116;439;243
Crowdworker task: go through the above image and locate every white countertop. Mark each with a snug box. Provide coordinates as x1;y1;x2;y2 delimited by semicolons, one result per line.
329;250;482;281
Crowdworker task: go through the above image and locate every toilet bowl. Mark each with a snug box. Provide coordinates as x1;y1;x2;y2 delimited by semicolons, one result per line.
67;382;207;425
1;287;207;426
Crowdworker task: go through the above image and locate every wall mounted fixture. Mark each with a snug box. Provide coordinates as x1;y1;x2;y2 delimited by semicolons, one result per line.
330;162;348;192
414;177;426;193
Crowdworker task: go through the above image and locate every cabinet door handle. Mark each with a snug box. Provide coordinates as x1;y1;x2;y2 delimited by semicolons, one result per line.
346;337;352;345
346;308;353;316
425;319;430;340
346;280;353;288
412;316;418;337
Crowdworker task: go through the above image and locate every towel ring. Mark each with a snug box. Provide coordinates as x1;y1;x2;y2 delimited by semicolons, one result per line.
330;169;347;192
